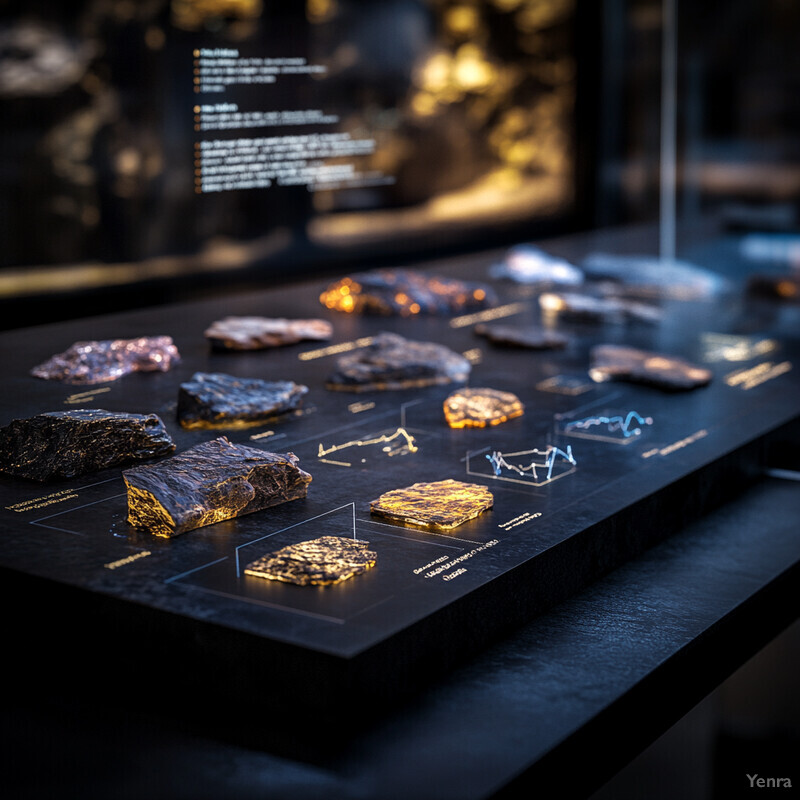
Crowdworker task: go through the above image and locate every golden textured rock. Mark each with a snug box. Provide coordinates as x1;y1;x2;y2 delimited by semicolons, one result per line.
123;437;311;537
244;536;377;586
443;387;524;429
370;479;493;531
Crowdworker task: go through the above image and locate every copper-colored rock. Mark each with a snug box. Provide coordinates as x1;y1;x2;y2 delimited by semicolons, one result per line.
370;479;493;530
204;317;333;350
0;409;174;481
177;372;308;429
31;336;180;385
326;332;470;392
589;345;712;391
443;387;524;429
320;269;496;316
474;323;569;350
123;437;312;537
244;536;377;586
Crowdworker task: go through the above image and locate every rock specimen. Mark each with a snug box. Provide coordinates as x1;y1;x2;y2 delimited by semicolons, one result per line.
0;409;175;482
474;322;569;350
538;292;662;324
244;536;377;586
123;437;312;537
31;336;180;385
326;332;471;392
589;345;712;391
204;317;333;350
443;387;524;429
581;253;727;298
490;245;583;285
177;372;308;429
320;269;496;316
370;479;493;531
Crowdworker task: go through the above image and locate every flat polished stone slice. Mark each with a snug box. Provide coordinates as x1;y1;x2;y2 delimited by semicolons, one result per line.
474;323;569;350
443;387;525;429
539;292;662;324
123;437;312;537
589;344;713;391
177;373;308;429
490;245;584;285
326;332;471;392
320;269;496;316
30;336;180;385
0;409;175;482
244;536;377;586
204;317;333;350
370;479;493;531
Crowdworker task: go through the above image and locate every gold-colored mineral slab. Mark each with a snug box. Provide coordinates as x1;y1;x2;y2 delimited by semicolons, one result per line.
320;269;496;316
244;536;377;586
589;344;713;391
443;387;524;429
204;317;333;351
30;336;180;385
370;479;493;531
123;437;312;537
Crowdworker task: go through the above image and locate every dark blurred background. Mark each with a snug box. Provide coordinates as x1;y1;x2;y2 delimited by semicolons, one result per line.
1;0;798;329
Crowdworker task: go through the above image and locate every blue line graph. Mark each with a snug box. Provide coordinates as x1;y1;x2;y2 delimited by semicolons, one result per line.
564;410;653;439
486;445;576;483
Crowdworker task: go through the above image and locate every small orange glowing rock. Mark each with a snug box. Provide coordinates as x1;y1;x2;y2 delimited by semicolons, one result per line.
443;387;524;428
370;479;493;531
319;269;496;316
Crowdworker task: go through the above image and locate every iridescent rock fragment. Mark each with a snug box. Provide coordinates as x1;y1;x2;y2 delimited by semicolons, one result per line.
589;345;712;391
370;479;493;531
474;323;569;350
31;336;180;385
539;292;662;324
326;332;470;392
320;269;496;316
245;536;377;586
0;409;174;482
204;317;333;351
177;373;308;429
123;437;312;537
490;245;583;285
443;387;524;429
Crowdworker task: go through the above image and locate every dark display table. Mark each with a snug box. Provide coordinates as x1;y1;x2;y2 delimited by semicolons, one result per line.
1;231;799;797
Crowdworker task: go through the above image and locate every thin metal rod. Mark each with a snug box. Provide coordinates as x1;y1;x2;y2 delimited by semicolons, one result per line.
660;0;677;264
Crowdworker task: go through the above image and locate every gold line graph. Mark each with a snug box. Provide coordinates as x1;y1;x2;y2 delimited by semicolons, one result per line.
318;427;419;459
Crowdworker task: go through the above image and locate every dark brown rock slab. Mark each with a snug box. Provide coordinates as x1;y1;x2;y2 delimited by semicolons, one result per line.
0;409;175;482
589;344;713;391
474;322;569;350
326;332;471;392
123;437;312;537
204;317;333;350
30;336;180;384
177;372;308;429
320;269;496;316
244;536;377;586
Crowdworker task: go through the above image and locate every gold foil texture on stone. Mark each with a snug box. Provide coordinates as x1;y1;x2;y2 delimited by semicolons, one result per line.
244;536;377;586
443;387;524;429
370;479;493;530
